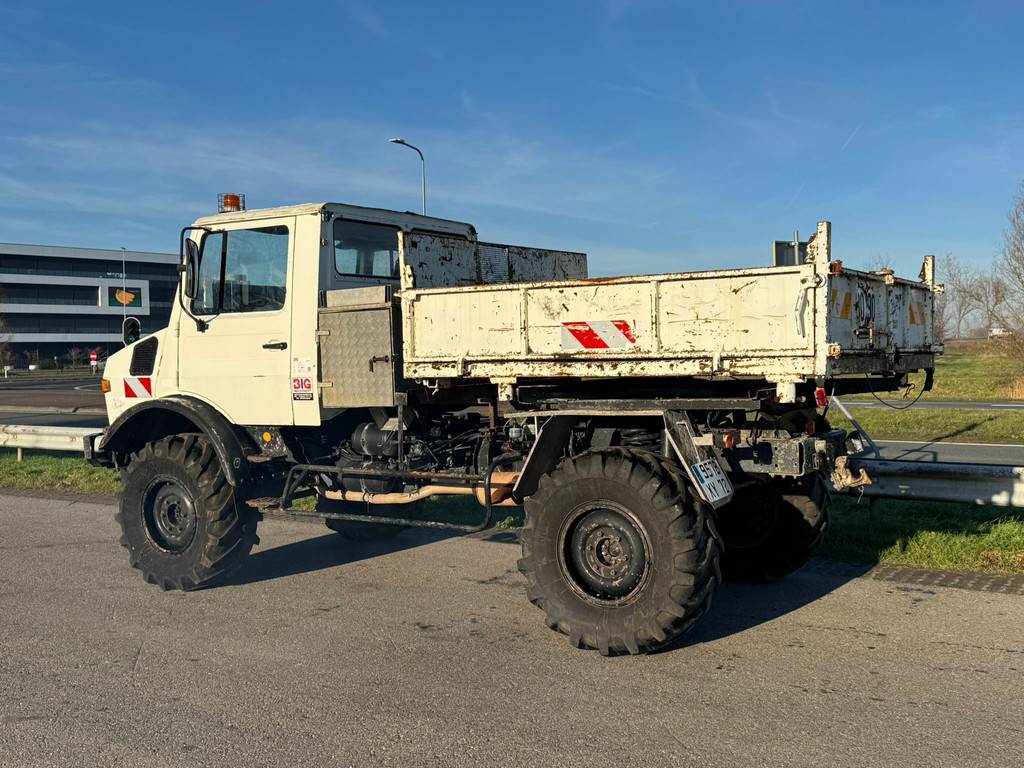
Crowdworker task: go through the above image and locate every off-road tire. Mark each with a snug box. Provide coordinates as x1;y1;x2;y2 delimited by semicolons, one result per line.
518;449;721;655
717;477;829;581
117;434;258;590
320;497;415;541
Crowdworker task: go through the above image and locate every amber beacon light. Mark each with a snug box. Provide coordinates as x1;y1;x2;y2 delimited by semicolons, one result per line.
217;193;245;212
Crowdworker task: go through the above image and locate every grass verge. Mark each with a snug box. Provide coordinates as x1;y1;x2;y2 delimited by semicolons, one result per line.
823;496;1024;574
925;339;1024;401
0;450;120;496
2;451;1020;574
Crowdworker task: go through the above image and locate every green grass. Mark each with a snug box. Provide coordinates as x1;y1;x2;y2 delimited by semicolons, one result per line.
0;450;120;495
829;408;1024;444
2;451;1021;574
847;339;1024;402
930;339;1024;400
823;496;1024;574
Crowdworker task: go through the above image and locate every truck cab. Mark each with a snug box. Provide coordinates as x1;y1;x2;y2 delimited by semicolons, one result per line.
101;202;480;429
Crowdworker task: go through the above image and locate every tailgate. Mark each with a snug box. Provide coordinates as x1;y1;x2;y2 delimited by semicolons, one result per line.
826;267;937;358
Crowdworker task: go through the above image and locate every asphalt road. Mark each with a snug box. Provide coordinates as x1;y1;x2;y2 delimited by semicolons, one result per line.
0;377;99;391
2;493;1022;768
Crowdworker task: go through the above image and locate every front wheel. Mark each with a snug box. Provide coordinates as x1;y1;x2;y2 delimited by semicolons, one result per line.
116;434;258;590
518;449;721;655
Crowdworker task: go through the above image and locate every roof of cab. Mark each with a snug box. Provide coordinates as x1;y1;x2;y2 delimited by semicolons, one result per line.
193;202;476;238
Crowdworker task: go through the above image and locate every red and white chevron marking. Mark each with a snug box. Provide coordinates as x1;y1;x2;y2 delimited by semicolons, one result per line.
561;320;637;350
123;376;153;398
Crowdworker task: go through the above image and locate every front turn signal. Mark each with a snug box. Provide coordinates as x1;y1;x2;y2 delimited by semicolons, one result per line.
100;379;111;393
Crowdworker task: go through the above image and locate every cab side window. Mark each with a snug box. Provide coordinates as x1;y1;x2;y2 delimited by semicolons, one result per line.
333;220;400;279
193;226;289;315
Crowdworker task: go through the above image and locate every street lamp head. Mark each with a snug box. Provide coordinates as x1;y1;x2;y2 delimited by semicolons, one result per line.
387;137;426;215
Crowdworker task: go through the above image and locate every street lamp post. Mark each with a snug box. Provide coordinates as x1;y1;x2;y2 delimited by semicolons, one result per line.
388;138;426;215
120;247;127;333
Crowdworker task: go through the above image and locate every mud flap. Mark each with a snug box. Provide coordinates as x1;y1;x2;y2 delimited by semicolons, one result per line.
663;410;734;508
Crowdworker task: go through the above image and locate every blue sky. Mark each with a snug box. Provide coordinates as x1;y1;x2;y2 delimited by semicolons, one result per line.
1;1;1022;277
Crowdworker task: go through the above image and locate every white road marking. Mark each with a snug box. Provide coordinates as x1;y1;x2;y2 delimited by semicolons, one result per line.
876;439;1024;448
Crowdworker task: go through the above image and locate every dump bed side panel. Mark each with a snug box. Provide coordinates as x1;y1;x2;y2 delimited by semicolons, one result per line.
397;231;937;384
401;264;819;380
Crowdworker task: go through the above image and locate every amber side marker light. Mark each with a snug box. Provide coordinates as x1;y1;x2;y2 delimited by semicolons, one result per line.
100;379;111;393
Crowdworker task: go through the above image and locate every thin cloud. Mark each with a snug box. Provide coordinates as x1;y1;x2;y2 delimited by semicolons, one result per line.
839;121;863;152
343;0;390;39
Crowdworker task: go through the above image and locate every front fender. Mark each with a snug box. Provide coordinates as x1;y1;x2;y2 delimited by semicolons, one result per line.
93;395;254;486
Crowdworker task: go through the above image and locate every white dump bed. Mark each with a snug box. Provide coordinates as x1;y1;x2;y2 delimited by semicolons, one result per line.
397;223;940;384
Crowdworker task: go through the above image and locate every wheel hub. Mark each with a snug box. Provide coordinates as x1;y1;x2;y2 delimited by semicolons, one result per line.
560;503;650;604
144;479;198;552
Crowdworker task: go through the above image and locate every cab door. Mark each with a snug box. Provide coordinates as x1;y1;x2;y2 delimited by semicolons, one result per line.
178;217;295;425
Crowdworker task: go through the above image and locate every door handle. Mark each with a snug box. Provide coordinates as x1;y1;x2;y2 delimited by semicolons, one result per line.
262;341;288;350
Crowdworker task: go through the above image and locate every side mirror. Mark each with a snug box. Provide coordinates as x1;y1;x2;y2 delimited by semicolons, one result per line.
181;239;199;299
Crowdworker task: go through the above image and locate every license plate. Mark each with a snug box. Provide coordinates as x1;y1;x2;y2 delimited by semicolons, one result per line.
690;458;733;505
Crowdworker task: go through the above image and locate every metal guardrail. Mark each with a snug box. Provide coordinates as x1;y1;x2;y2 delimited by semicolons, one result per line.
0;425;101;461
842;457;1024;509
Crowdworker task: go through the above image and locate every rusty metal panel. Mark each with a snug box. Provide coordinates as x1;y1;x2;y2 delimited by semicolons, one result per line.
400;232;588;289
504;244;587;282
402;233;479;288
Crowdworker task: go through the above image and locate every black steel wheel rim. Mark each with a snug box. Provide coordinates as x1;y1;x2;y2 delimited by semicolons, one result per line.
143;478;198;553
558;501;651;606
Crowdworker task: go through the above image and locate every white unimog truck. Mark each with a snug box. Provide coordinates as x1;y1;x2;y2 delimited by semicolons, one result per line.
87;198;940;655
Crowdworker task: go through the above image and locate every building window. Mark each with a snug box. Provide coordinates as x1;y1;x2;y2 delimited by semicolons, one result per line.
0;283;99;306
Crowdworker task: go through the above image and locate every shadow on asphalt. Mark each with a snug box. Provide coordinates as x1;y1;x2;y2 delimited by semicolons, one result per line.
671;560;872;652
229;527;458;586
230;522;870;652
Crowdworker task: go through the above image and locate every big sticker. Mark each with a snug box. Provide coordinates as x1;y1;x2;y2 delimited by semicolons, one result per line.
292;376;313;401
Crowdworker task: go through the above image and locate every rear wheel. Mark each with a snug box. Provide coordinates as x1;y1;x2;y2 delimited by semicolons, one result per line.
717;477;829;581
518;449;721;655
117;434;258;590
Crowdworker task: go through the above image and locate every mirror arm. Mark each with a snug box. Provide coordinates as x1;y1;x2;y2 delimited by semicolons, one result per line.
178;225;211;332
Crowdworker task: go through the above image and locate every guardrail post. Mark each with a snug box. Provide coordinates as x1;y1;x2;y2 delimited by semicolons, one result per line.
16;447;23;462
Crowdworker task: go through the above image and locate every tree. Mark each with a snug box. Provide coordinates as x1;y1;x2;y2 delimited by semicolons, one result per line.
994;180;1024;352
940;253;982;340
863;254;893;272
67;346;84;367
